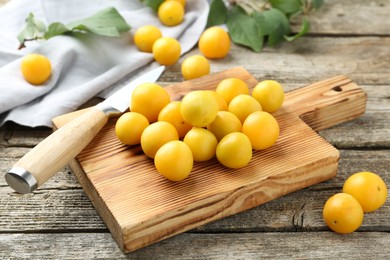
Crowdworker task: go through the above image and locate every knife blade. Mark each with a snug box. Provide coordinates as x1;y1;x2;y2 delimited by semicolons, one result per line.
5;65;165;194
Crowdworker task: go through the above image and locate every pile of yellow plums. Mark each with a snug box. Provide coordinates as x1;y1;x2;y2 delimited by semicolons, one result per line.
115;76;284;182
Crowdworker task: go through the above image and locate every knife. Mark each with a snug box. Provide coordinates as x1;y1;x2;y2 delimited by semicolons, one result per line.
5;65;165;194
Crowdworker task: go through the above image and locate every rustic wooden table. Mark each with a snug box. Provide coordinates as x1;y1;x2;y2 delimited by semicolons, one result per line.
1;0;389;259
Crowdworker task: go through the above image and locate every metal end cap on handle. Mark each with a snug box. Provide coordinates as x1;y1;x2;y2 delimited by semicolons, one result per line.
5;167;38;194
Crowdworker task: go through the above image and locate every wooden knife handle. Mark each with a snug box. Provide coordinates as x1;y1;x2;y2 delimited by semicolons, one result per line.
5;106;108;194
281;75;367;131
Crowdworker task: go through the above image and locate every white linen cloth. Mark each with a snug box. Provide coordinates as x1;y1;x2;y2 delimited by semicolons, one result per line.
0;0;209;127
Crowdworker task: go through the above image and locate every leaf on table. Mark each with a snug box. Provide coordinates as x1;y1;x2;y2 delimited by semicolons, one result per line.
254;8;290;47
66;7;131;38
212;0;323;53
311;0;325;10
17;13;46;43
227;6;263;52
206;0;228;28
269;0;302;15
254;10;278;36
284;16;310;42
141;0;164;12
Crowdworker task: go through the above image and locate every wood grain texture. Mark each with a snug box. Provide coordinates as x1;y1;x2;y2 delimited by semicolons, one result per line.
281;75;366;131
1;232;390;259
2;83;387;149
161;37;390;86
301;0;390;35
51;68;366;252
1;0;389;258
1;162;388;234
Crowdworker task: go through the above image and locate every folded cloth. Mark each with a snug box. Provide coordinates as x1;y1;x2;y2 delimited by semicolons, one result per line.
0;0;209;127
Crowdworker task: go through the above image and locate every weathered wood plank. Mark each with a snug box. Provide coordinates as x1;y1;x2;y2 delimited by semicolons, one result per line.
1;82;389;149
1;0;389;35
200;187;390;233
0;0;389;257
2;113;388;151
314;149;390;190
297;0;390;36
1;150;388;233
160;36;390;86
1;232;390;259
2;187;387;234
1;0;388;36
0;188;105;231
320;111;390;148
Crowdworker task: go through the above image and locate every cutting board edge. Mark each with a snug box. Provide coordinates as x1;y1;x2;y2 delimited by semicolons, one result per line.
67;158;126;252
119;151;339;253
67;148;339;253
50;68;368;253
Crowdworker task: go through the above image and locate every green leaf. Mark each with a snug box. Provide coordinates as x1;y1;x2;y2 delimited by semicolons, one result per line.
284;16;310;42
17;13;46;43
269;0;302;14
66;7;131;37
227;6;263;52
267;24;285;47
44;22;70;39
311;0;325;10
206;0;228;28
254;8;290;47
253;9;280;36
141;0;164;12
17;7;131;49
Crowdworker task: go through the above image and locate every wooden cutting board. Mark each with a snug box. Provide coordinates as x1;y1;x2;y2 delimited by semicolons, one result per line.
52;67;366;253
